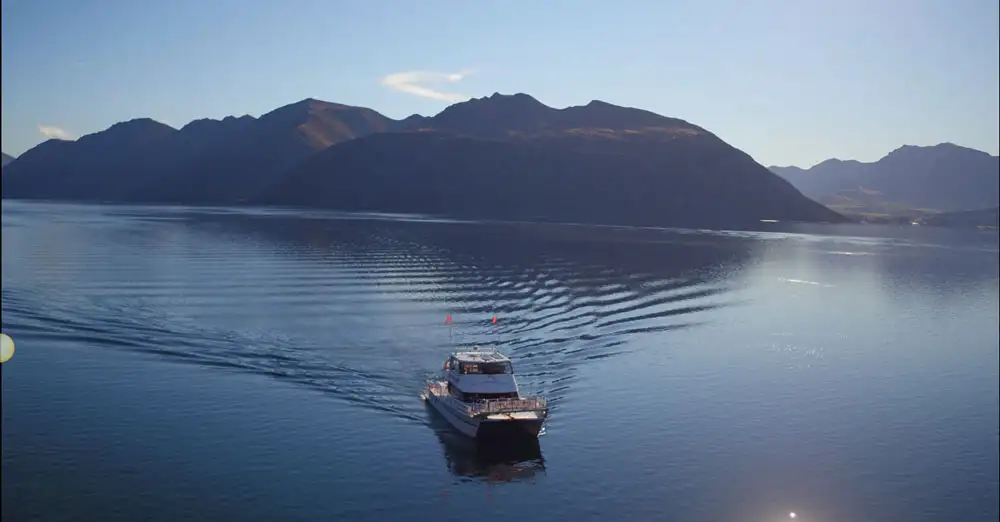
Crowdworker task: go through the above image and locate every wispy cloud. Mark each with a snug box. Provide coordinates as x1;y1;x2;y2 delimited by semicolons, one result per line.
38;125;73;140
379;69;476;102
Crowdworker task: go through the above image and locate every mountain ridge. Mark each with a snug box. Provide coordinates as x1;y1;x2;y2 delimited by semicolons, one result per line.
920;206;999;228
769;143;999;214
3;93;845;227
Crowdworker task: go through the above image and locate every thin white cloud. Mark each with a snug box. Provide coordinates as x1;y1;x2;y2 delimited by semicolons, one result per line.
379;69;476;102
38;125;73;140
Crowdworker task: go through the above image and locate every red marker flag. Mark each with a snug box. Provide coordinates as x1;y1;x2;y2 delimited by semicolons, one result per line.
445;315;452;324
491;315;497;324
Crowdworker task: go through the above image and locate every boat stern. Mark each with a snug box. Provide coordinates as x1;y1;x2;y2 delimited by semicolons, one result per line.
477;418;544;439
476;410;546;439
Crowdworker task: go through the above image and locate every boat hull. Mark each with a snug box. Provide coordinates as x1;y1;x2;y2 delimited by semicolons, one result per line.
424;383;545;440
426;388;481;438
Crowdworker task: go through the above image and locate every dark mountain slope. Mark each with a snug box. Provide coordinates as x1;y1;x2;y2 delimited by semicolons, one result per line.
257;127;843;228
256;94;842;227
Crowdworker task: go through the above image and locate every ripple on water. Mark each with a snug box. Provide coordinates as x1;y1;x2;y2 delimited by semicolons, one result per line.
1;204;751;426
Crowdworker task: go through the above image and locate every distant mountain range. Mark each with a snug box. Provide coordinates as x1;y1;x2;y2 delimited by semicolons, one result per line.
919;207;999;228
2;94;845;228
770;143;999;216
1;153;14;167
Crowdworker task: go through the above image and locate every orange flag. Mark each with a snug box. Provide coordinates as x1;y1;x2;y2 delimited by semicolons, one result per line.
491;315;497;324
445;315;452;324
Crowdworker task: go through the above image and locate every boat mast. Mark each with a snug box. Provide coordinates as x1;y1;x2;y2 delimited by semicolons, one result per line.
445;314;453;346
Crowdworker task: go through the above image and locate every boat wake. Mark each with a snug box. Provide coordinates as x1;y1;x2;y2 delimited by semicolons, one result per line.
1;206;752;427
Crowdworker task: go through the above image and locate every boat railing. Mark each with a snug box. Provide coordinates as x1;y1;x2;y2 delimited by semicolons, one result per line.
467;396;547;417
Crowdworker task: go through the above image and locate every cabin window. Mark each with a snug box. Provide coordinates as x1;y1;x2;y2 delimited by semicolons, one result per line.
481;362;512;375
459;362;511;374
465;392;518;401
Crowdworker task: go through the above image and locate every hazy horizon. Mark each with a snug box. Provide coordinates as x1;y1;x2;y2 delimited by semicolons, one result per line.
2;0;998;167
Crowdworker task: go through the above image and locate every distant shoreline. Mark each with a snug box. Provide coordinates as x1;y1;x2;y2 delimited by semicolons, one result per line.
8;197;996;235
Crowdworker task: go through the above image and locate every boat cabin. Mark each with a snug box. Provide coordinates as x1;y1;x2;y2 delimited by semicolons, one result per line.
444;348;520;402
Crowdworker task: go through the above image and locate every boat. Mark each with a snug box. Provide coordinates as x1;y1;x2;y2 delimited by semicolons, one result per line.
424;346;548;440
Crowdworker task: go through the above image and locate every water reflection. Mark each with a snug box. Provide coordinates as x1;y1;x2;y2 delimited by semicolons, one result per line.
425;404;546;484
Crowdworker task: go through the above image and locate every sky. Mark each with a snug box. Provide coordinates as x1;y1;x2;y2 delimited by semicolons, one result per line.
1;0;998;167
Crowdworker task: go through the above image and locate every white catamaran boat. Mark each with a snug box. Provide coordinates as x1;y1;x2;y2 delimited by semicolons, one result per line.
424;347;548;439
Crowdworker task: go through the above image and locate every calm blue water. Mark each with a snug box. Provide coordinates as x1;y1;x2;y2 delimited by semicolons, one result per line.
2;200;998;522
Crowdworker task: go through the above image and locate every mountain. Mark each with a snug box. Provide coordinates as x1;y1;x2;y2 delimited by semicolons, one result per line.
1;153;14;167
147;99;396;203
3;99;394;204
920;207;999;228
5;119;177;200
258;130;839;228
3;94;844;228
397;93;704;139
770;143;1000;214
256;94;843;227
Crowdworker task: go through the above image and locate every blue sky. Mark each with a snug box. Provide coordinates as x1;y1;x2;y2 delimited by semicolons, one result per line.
2;0;997;167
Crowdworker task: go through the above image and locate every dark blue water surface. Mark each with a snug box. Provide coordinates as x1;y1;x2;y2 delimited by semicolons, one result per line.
2;200;998;522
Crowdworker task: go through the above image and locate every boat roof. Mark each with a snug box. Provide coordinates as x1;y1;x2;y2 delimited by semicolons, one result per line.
451;348;511;363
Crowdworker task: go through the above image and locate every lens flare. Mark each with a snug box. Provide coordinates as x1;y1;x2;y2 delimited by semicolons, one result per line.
0;333;14;363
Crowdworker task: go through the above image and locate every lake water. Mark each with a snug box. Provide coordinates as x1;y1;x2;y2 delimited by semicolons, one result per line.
2;200;997;522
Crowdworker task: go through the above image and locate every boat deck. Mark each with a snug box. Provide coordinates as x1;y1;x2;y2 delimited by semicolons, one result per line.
425;382;547;418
